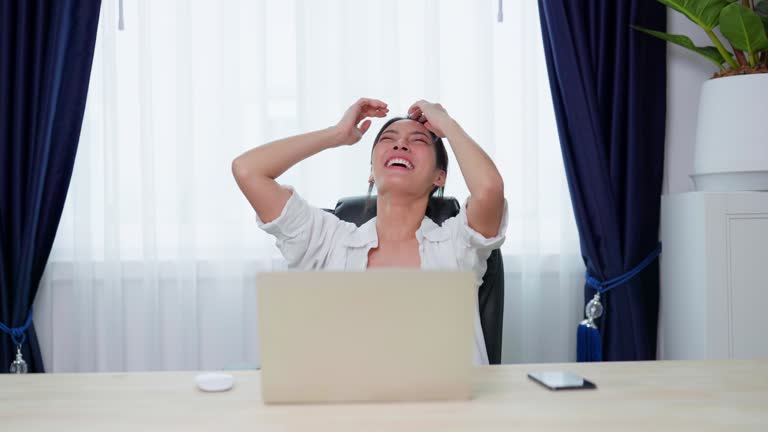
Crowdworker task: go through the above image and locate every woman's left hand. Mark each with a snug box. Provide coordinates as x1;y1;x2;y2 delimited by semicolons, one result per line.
406;100;453;138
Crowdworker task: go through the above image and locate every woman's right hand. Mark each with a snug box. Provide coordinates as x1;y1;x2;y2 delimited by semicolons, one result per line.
333;98;389;146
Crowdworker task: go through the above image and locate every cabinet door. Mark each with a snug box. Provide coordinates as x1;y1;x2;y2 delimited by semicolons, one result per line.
727;214;768;359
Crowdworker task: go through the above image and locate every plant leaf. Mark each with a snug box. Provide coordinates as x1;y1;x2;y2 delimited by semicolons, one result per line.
657;0;730;30
633;26;728;67
720;3;768;59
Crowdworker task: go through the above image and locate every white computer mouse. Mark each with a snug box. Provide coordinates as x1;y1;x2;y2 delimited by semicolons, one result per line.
195;372;234;392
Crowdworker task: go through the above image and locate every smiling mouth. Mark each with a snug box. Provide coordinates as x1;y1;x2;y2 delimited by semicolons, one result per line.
385;157;414;170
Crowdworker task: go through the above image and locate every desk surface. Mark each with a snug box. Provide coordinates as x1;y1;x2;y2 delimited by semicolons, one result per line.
1;360;767;431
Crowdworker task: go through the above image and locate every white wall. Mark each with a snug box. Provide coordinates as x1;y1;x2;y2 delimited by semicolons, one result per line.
659;10;727;359
664;10;720;194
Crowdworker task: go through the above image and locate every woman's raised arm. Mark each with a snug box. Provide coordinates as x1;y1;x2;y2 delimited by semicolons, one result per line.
407;100;504;238
232;98;388;222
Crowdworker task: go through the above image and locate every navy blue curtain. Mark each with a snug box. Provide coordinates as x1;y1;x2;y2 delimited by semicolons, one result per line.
537;1;666;360
0;0;101;372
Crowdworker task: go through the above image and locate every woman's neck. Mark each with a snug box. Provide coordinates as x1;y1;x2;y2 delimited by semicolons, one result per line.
375;193;428;242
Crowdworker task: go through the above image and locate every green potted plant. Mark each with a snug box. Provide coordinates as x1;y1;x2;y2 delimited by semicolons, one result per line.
635;0;768;191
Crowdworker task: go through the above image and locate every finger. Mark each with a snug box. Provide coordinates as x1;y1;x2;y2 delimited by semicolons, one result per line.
407;100;428;114
359;111;385;122
358;119;372;135
407;108;422;120
364;106;389;117
361;102;388;114
355;110;377;124
365;98;388;108
358;98;388;109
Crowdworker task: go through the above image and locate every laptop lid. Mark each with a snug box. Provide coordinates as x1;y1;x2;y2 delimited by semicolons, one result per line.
256;270;476;404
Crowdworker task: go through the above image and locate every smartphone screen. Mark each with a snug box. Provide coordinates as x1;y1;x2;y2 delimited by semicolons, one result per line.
527;371;597;390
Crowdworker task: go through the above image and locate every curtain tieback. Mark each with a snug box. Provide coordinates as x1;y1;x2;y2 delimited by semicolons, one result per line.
585;242;663;297
577;243;662;362
0;306;34;373
0;306;33;348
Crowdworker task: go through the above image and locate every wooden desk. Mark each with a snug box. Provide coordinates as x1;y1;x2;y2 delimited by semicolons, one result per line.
1;360;766;431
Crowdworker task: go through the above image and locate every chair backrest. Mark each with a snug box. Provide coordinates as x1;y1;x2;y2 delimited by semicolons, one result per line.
326;196;505;364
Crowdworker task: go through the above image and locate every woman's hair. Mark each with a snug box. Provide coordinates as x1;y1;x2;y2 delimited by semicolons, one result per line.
367;116;448;198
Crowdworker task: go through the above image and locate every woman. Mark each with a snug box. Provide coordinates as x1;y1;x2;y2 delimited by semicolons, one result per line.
232;98;507;365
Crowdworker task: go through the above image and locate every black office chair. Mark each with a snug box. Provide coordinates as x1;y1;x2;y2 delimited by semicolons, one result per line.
326;196;505;364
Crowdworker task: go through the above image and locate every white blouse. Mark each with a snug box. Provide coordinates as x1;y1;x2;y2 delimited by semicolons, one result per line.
256;186;509;365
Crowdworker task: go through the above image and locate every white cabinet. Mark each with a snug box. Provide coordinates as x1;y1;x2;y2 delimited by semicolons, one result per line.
659;192;768;360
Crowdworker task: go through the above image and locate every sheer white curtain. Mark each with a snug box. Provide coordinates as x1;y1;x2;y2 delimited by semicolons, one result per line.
34;0;585;372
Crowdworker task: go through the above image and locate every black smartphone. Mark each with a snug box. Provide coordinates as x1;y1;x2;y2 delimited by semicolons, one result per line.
527;371;597;390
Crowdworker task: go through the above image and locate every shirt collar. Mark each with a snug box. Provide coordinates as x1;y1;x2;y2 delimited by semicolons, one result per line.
343;215;450;248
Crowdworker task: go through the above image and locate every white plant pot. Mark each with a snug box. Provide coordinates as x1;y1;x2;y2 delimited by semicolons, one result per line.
691;73;768;192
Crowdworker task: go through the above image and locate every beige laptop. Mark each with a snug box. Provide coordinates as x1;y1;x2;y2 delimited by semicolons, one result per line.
256;270;476;404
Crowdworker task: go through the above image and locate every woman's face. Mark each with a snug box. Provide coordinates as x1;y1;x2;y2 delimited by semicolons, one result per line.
371;119;445;197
